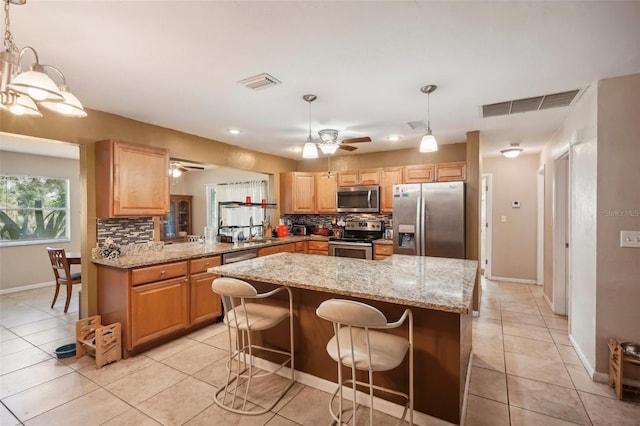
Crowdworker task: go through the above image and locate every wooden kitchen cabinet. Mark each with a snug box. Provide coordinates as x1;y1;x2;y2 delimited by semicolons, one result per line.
189;256;222;325
95;139;170;218
374;243;394;260
280;172;315;214
295;241;306;253
380;167;403;213
161;195;193;241
315;172;337;213
307;240;329;256
130;276;189;347
435;162;467;182
258;243;296;257
403;164;435;183
338;168;380;187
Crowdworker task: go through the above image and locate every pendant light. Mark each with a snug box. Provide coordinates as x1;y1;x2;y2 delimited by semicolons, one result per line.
419;85;438;153
501;143;523;158
302;94;319;159
317;128;340;155
0;0;86;118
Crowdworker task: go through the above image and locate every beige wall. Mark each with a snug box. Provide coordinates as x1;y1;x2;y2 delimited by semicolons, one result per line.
484;154;539;282
0;151;81;291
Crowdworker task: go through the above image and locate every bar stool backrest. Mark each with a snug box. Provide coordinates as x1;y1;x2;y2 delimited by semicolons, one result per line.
316;299;388;328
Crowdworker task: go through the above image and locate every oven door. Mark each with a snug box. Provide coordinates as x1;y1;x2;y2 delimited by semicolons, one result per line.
328;241;373;260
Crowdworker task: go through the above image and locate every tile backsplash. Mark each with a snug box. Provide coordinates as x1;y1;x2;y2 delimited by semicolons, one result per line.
280;213;392;229
96;217;155;246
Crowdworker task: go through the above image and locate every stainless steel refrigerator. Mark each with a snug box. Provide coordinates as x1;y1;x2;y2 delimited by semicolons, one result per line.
392;181;465;258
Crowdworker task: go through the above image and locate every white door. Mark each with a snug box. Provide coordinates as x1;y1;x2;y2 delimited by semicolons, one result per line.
481;174;492;278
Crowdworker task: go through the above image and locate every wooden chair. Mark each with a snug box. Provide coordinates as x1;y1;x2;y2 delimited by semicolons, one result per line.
46;247;82;313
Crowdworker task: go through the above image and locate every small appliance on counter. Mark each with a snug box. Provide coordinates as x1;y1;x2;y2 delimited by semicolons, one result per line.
292;224;307;236
276;225;289;237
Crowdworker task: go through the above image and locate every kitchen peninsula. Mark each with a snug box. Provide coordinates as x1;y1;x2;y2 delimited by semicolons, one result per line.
208;253;477;425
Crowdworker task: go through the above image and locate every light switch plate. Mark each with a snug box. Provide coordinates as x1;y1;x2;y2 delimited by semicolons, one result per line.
620;230;640;248
501;216;507;223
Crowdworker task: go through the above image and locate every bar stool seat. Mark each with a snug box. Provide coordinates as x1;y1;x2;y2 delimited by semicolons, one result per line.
212;277;295;415
317;298;413;426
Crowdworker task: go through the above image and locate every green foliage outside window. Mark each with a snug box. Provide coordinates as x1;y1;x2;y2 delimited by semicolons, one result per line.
0;175;69;245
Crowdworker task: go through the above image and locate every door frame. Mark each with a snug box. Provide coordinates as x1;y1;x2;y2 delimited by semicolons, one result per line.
552;147;570;315
481;173;493;279
537;166;545;285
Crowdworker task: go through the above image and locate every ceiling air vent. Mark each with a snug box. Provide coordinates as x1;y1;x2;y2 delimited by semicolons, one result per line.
407;120;427;130
482;89;580;118
238;73;281;90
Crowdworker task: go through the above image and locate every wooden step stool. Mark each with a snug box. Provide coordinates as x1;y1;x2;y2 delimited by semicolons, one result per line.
76;315;122;369
608;337;640;400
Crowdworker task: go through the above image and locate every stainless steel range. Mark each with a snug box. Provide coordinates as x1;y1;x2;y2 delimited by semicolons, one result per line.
328;220;384;260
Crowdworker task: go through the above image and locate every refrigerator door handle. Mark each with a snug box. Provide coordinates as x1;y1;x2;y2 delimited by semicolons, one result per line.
415;191;422;256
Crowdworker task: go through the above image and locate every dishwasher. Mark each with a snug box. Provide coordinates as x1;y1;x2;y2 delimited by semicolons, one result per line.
221;248;258;264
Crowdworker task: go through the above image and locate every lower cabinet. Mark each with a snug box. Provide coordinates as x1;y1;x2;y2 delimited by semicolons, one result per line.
307;240;329;255
131;277;189;347
258;242;296;257
98;255;222;357
294;241;306;253
374;243;393;260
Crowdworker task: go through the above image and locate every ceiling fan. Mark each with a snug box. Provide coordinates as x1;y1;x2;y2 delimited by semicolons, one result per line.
317;129;372;153
169;161;204;177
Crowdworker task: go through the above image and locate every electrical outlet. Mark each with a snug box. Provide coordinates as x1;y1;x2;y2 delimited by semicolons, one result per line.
620;230;640;248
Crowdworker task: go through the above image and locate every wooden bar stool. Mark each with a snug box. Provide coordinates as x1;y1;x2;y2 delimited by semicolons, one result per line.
211;277;295;415
316;299;413;425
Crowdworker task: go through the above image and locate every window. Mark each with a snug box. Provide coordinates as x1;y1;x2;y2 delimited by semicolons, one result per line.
0;175;70;246
206;181;268;234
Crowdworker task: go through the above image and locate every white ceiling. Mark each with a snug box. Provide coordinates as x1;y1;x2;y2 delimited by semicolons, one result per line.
6;1;640;160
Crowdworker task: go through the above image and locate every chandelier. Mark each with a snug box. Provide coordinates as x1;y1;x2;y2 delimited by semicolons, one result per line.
0;0;86;117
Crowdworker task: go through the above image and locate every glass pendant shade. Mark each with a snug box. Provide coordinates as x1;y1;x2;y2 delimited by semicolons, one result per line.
501;148;523;158
318;129;339;144
8;69;63;102
40;89;87;117
302;141;318;159
8;95;42;117
319;143;340;155
419;132;438;153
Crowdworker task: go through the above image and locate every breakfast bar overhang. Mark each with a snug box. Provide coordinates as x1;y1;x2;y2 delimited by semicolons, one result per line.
209;253;478;425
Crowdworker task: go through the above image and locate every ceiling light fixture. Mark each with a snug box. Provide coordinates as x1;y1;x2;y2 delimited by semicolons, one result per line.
0;0;86;118
226;129;241;135
501;143;523;158
317;128;340;155
387;135;401;142
302;94;319;159
419;85;438;153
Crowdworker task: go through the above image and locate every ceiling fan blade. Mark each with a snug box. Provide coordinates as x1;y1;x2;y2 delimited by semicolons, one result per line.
184;165;205;170
339;145;358;151
342;137;371;144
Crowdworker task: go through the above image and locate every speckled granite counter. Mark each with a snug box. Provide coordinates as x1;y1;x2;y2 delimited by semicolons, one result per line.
91;236;327;269
209;253;477;314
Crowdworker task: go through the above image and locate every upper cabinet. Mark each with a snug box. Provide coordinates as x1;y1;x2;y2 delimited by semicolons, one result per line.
435;162;467;182
315;172;337;213
403;164;435;183
380;167;403;213
95;140;170;218
280;172;315;214
161;195;192;241
338;168;380;187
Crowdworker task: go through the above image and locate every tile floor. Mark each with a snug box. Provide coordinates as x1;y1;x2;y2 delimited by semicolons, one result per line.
1;280;639;425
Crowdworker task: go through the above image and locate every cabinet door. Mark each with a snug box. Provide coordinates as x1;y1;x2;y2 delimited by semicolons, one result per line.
177;198;191;235
307;240;328;255
358;168;381;186
338;170;359;187
315;173;337;213
380;167;403;213
112;141;170;216
130;277;189;347
258;243;295;257
190;272;222;325
403;164;435;183
293;173;316;213
435;162;467;182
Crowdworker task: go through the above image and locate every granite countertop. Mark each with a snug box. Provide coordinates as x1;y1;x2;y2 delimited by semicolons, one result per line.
208;253;478;314
92;236;328;269
373;238;393;245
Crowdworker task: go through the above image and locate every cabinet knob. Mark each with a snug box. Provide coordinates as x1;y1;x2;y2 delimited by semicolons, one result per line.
204;262;210;266
160;270;167;275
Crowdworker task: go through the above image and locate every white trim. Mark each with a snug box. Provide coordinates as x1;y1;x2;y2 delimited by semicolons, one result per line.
0;281;55;295
480;174;493;279
250;356;456;426
552;150;569;315
569;333;596;378
537;166;545;285
489;276;537;285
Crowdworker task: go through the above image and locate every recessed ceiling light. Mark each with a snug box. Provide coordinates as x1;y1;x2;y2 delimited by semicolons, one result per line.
227;129;241;135
386;135;402;142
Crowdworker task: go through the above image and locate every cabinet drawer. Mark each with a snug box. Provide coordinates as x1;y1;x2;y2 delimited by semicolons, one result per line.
258;243;295;257
374;244;393;255
190;256;221;274
307;240;328;251
131;261;188;286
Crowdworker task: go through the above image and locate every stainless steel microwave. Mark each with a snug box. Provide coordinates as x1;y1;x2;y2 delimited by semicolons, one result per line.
336;186;380;213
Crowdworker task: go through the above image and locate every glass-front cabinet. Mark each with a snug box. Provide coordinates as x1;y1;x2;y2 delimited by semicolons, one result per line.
161;195;192;241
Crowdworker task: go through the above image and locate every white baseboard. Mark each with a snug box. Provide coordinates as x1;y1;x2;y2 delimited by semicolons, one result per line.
0;281;55;295
488;276;537;285
250;356;456;426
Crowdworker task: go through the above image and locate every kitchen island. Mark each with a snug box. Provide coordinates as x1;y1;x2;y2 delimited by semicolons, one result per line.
208;253;477;425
